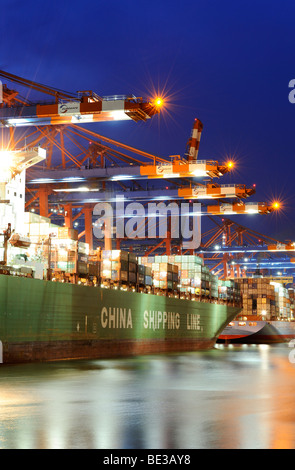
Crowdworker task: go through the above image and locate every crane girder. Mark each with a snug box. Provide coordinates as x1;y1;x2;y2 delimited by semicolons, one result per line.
0;70;160;127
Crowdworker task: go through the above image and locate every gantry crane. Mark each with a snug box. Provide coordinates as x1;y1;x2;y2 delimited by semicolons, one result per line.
18;117;280;251
21;122;233;177
0;69;161;127
193;216;295;279
0;74;280;259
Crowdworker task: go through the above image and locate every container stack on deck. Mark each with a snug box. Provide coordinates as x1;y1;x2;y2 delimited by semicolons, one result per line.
289;288;295;317
4;220;242;305
145;261;178;293
101;249;129;284
272;282;291;319
235;277;294;320
100;250;153;293
138;254;239;302
22;212;90;277
88;250;100;279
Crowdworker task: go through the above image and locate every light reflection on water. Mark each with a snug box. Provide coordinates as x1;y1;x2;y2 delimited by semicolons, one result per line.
0;344;295;449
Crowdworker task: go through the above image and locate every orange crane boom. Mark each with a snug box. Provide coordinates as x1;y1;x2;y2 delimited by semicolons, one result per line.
178;183;256;199
206;202;276;215
0;70;160;127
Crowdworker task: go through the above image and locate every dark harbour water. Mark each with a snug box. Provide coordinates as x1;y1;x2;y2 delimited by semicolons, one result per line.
0;344;295;450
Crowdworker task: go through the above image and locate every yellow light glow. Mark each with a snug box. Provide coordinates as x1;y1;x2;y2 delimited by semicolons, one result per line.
227;161;234;169
272;201;280;209
0;150;14;170
154;97;164;107
0;149;15;181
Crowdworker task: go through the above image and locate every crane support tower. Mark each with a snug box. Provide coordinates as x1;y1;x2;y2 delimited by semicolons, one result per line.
185;118;203;162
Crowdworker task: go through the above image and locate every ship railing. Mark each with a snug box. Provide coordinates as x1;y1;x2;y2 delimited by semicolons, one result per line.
0;267;242;306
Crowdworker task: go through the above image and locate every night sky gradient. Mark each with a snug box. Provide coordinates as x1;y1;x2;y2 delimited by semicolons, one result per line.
1;0;295;241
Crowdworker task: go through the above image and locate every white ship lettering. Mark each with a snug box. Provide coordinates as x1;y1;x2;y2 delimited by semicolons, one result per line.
101;306;133;329
186;313;201;330
143;310;180;330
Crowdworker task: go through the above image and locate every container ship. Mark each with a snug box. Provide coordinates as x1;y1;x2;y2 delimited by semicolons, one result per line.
0;146;243;364
218;277;295;344
0;227;242;363
0;154;242;364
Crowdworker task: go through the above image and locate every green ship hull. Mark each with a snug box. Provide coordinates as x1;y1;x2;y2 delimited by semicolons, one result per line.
0;275;241;363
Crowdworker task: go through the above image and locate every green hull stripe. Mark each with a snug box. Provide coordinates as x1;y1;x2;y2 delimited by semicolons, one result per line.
0;275;241;343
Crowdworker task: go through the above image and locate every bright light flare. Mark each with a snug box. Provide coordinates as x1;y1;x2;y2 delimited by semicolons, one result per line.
227;160;234;169
0;149;15;181
153;96;164;108
272;201;281;210
0;150;14;170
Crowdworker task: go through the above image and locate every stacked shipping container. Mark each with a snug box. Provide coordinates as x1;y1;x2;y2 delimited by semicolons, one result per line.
138;254;239;302
22;212;89;275
10;214;242;304
236;277;294;320
100;250;153;291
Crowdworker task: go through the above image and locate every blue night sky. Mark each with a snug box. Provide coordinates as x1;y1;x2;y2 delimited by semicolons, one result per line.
1;0;295;241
